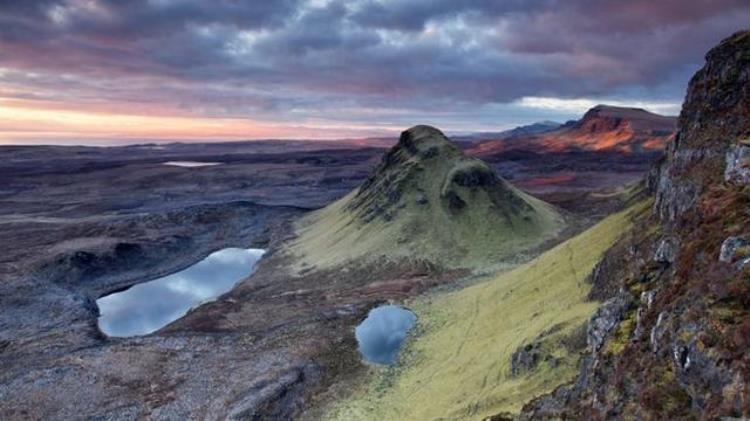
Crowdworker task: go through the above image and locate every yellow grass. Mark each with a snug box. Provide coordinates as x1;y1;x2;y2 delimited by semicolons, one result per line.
287;177;563;274
324;200;650;420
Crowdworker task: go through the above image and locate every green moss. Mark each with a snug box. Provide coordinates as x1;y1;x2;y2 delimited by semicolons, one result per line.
603;313;635;356
325;201;649;420
628;280;646;295
678;329;694;343
734;245;750;259
287;128;565;274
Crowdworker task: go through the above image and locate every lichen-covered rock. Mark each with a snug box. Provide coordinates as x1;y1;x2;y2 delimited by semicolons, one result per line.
725;144;750;184
650;311;671;355
517;384;573;420
654;236;679;263
653;147;703;223
670;328;734;412
719;235;750;265
640;289;657;308
634;290;657;338
587;296;629;352
511;342;541;376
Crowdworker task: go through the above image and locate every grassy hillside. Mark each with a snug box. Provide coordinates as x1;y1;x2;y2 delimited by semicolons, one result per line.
324;200;650;420
287;125;564;273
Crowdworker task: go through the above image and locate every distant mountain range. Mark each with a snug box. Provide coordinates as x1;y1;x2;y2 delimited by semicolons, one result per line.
468;105;677;156
449;121;562;143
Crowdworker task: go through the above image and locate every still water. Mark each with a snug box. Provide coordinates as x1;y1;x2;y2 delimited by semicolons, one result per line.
355;305;417;365
97;248;264;337
162;161;222;167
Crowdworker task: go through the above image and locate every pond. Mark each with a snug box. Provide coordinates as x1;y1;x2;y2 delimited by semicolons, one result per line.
162;161;222;167
355;305;417;365
97;247;265;337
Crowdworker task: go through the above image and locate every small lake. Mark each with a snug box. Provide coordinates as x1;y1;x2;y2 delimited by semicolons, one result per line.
162;161;222;167
97;247;264;337
355;305;417;365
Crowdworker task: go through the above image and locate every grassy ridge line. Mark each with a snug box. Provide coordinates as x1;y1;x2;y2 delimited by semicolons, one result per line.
325;200;651;420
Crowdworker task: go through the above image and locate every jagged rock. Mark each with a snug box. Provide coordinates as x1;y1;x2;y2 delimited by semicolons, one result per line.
587;296;629;352
634;290;657;338
654;237;678;263
634;307;646;339
719;235;750;266
655;30;750;224
653;154;700;223
725;144;750;184
670;330;733;412
650;311;671;355
511;342;541;376
640;289;657;309
517;384;572;420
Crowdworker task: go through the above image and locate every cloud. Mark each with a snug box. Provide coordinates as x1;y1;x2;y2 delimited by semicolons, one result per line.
0;0;748;141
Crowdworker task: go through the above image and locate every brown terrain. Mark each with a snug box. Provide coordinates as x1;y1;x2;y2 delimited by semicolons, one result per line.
469;105;676;155
0;104;678;418
467;106;676;217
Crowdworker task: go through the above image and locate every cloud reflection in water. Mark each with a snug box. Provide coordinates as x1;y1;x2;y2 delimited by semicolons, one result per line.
356;305;417;365
97;248;264;337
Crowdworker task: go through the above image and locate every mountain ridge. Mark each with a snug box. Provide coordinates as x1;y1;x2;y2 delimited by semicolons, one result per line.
470;105;676;156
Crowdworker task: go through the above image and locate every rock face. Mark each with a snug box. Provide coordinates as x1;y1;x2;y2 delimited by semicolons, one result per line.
586;296;630;352
519;30;750;420
289;125;565;272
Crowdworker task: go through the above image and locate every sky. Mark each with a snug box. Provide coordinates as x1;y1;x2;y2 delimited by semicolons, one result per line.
1;0;748;144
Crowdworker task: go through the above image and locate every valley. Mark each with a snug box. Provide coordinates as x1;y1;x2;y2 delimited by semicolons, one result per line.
2;30;747;416
1;1;747;418
0;120;658;419
327;199;650;420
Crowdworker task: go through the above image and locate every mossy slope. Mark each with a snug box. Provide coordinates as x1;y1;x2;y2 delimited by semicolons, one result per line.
325;200;648;420
288;125;564;272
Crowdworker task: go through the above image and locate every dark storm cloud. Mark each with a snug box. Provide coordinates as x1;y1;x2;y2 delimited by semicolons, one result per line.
0;0;748;134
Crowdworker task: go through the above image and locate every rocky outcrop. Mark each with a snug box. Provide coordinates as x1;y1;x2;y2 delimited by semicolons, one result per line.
655;31;750;224
586;296;630;352
725;142;750;184
511;342;543;376
719;235;750;268
519;30;750;419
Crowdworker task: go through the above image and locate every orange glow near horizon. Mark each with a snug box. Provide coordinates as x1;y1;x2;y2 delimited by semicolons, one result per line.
0;101;396;144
